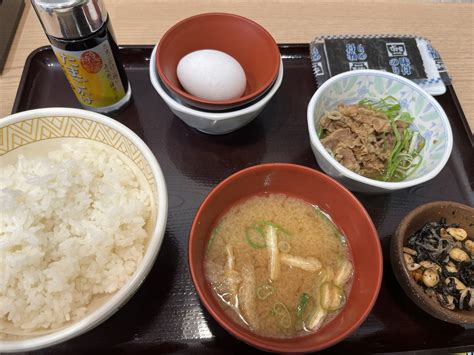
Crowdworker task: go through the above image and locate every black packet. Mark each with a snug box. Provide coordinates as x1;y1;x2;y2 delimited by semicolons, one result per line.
310;35;451;96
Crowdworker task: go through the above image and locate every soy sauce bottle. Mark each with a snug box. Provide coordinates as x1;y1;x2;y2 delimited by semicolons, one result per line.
31;0;131;113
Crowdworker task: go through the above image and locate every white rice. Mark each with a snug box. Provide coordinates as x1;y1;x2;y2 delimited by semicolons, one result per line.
0;141;151;331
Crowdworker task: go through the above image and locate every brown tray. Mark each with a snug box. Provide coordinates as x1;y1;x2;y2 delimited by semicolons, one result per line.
11;45;474;354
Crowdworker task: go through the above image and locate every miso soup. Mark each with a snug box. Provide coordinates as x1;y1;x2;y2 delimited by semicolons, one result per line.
205;193;353;338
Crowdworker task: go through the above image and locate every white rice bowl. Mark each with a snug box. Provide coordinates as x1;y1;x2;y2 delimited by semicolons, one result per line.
0;108;167;352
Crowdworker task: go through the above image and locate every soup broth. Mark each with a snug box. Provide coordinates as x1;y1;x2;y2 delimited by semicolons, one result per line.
205;193;353;338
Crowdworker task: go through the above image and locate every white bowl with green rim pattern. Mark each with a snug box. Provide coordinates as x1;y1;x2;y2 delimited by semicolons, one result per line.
307;70;453;194
0;108;168;352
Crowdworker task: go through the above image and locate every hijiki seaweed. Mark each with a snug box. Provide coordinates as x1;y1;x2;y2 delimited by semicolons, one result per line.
404;218;473;311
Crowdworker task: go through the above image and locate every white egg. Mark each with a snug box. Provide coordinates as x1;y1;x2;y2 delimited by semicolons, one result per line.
177;49;246;101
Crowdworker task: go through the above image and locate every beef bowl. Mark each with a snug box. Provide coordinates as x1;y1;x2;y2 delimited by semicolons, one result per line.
307;70;453;193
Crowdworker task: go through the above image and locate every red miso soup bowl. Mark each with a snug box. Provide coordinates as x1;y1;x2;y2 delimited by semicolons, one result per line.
188;163;383;352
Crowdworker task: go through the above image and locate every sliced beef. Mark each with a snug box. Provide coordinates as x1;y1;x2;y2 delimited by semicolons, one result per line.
320;128;352;151
335;147;360;173
338;104;359;118
360;155;385;177
319;104;395;179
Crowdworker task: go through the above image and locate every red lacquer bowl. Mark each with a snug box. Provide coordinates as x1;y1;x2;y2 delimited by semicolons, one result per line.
156;13;280;111
188;163;383;352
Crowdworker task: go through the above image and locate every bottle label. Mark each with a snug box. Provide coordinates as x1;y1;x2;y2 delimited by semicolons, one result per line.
52;40;126;108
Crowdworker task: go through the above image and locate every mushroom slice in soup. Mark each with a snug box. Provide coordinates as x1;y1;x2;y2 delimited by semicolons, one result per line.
239;263;259;330
334;260;353;287
280;254;322;272
306;290;328;331
223;244;241;307
225;244;235;271
265;225;280;280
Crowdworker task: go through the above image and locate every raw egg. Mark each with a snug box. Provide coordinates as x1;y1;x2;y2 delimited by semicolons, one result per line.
177;50;246;101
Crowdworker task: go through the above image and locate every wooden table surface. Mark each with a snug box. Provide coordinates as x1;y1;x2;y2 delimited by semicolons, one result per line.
0;0;473;133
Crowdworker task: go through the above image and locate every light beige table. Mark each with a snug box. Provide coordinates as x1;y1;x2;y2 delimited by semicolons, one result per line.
1;0;473;133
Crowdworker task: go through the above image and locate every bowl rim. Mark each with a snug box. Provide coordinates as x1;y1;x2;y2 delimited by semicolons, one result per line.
390;200;474;325
150;44;284;120
306;69;453;190
155;12;280;107
0;107;168;352
188;163;383;352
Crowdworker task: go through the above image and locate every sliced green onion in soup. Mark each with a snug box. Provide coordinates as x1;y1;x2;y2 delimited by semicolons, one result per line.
272;302;290;316
245;220;291;249
296;293;311;319
254;220;291;237
256;284;275;300
279;315;292;329
271;302;292;329
206;224;221;254
245;226;266;249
